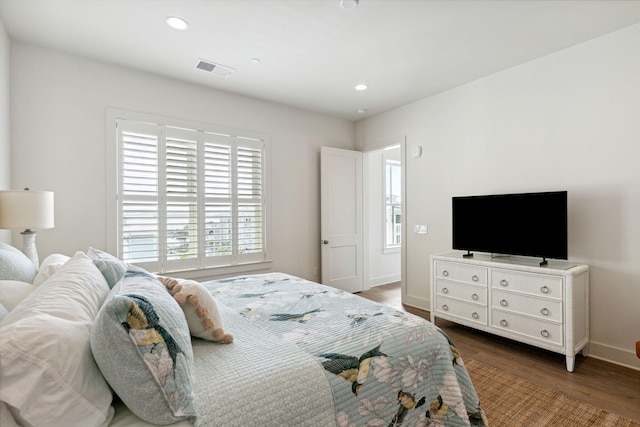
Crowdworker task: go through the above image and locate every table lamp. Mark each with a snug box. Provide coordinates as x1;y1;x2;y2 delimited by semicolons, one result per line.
0;188;55;267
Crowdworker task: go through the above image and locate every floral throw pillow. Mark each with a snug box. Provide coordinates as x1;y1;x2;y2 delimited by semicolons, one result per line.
91;266;196;424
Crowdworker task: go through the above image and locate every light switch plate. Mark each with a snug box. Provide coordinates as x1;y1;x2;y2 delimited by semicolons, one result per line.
414;225;428;234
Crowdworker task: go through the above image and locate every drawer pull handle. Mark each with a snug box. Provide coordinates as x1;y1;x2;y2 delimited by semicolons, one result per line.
500;299;508;307
442;287;449;294
500;279;508;287
472;275;479;282
442;304;449;311
500;319;509;327
472;312;479;320
471;293;479;301
540;329;550;338
443;270;449;277
540;285;550;294
540;308;550;316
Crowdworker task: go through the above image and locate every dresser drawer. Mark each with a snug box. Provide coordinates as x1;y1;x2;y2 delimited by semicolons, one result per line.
431;253;588;372
434;261;487;285
491;309;563;346
435;296;487;325
492;290;562;322
491;269;563;300
436;279;487;305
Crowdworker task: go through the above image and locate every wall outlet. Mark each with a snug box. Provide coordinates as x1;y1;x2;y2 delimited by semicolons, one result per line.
414;225;428;234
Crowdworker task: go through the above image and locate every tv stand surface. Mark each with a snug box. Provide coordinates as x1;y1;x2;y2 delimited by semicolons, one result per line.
462;252;577;270
430;252;589;372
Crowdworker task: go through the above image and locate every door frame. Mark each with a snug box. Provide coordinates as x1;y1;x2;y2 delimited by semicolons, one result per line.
362;136;406;302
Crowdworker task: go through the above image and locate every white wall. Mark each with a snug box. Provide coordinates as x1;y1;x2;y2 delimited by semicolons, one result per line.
365;147;400;287
356;23;640;370
10;42;354;281
0;16;10;243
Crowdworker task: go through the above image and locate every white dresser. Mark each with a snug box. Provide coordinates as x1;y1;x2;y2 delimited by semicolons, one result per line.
430;252;589;372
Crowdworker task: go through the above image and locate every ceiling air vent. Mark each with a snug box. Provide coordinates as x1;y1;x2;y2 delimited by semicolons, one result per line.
196;59;234;76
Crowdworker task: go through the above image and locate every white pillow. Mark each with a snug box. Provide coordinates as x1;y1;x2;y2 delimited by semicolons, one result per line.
0;251;113;427
0;402;20;427
0;302;7;323
158;276;233;343
0;280;35;311
32;253;70;286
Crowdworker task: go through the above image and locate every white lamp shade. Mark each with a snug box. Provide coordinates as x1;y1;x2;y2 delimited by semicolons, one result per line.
0;190;55;230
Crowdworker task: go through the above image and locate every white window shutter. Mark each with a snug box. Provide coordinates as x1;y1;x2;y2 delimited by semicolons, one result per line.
236;142;264;260
116;117;268;273
164;128;199;271
118;122;162;272
202;135;234;267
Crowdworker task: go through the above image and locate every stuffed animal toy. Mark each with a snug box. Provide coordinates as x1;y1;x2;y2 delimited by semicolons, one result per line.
158;276;233;344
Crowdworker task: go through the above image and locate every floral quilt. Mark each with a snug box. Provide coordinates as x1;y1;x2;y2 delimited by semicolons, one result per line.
203;273;487;427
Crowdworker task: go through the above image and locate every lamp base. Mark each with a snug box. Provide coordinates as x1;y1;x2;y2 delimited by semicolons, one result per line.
21;230;39;268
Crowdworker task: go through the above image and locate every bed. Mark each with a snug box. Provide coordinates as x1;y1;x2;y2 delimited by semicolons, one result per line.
0;244;487;427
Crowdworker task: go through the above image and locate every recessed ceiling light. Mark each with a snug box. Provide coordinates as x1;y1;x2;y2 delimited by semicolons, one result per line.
340;0;359;10
355;84;368;91
357;109;368;114
166;16;189;30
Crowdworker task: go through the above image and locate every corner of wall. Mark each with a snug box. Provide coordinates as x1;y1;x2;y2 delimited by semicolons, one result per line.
0;15;12;244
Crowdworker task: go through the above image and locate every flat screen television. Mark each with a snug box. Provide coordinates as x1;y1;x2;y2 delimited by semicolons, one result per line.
452;191;568;263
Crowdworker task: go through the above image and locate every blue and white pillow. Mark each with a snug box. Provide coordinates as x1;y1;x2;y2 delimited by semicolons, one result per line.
87;247;127;289
0;243;37;283
91;265;196;424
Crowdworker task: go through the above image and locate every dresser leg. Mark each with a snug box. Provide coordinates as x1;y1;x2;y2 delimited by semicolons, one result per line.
581;343;589;357
566;355;575;372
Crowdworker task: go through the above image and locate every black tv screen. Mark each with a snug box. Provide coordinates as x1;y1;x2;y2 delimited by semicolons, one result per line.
452;191;568;260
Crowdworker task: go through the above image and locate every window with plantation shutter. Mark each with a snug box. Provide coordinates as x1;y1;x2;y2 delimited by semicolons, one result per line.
237;144;263;255
114;116;268;273
384;158;402;249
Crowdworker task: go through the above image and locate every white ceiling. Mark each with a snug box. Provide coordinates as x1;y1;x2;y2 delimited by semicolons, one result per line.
2;0;640;121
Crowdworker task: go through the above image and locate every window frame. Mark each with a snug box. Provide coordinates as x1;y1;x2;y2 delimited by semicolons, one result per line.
383;155;402;252
106;108;271;277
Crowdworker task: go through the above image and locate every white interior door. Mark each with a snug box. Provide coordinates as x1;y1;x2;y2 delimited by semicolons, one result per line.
320;146;363;293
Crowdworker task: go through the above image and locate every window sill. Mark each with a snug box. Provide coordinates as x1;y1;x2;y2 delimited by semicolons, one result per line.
155;260;273;282
383;246;401;255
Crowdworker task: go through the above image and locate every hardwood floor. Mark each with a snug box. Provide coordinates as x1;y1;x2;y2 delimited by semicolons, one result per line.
357;282;640;422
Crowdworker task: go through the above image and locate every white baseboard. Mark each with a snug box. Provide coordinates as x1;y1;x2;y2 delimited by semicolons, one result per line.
404;294;429;311
368;274;401;287
588;340;640;371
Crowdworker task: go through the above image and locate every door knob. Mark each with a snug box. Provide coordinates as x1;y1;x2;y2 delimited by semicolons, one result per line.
322;240;329;245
